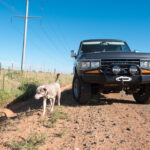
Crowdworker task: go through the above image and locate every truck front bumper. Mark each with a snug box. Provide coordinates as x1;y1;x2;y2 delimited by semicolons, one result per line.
81;74;150;85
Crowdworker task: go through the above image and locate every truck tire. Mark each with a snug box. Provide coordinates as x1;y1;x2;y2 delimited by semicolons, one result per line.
72;75;91;105
133;85;150;104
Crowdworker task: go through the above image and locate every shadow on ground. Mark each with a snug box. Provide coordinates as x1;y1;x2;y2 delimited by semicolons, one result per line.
6;87;136;115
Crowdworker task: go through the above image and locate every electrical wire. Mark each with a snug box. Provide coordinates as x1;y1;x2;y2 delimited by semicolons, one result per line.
32;0;71;52
0;0;69;72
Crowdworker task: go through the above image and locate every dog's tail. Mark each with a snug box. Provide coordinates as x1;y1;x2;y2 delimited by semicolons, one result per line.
55;73;60;82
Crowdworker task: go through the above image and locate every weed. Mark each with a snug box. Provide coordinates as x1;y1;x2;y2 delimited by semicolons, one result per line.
0;131;2;137
39;118;46;124
0;89;10;103
2;74;5;90
12;82;38;104
4;132;46;150
3;126;11;132
57;129;68;138
0;62;1;74
45;107;68;128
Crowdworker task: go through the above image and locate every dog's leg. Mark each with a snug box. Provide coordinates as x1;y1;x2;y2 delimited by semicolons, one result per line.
42;98;47;116
49;99;53;112
50;98;55;112
57;90;61;106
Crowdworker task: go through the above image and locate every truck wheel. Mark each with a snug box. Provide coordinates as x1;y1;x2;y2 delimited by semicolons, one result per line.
133;86;150;104
72;75;91;105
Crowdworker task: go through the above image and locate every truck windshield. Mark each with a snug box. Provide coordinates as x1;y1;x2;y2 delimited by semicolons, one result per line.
80;41;130;53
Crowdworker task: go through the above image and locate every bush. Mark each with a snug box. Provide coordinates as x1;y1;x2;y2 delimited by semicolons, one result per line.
12;81;38;104
0;90;10;103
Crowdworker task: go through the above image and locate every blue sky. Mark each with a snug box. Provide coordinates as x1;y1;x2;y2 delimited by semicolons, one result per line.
0;0;150;73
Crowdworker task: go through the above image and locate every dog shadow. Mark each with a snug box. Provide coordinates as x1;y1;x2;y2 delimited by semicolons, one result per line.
5;87;136;115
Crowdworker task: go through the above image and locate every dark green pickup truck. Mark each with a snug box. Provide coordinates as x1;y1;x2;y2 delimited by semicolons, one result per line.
71;39;150;104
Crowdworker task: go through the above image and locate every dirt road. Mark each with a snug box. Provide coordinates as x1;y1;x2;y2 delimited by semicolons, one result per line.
0;86;150;150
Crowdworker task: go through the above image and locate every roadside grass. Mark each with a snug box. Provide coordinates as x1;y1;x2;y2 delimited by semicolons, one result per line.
43;107;68;128
0;70;73;107
4;132;47;150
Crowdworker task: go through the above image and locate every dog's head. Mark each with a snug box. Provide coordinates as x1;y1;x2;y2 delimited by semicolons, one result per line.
34;86;47;100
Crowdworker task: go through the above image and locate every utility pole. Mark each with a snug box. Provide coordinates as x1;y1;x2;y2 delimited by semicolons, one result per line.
21;0;29;71
12;0;41;71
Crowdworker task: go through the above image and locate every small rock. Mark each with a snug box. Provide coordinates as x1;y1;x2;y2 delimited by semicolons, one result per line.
74;126;80;130
72;135;76;138
86;131;92;134
75;120;79;124
120;140;126;143
112;123;116;126
83;143;87;147
99;139;104;142
106;135;112;138
126;127;132;131
93;141;97;144
146;140;150;143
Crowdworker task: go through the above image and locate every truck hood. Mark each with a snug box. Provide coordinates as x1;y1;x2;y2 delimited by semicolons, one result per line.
79;52;150;60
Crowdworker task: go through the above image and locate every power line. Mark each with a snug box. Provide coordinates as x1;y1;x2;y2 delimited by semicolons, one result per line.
7;0;65;65
32;0;71;52
1;0;69;72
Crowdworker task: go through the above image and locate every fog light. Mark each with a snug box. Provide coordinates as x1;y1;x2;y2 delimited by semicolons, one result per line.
129;66;138;75
112;66;121;75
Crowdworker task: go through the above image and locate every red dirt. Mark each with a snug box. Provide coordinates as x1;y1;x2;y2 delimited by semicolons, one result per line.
0;85;150;150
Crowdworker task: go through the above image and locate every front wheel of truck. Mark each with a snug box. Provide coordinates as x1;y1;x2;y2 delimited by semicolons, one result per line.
133;85;150;104
72;74;91;105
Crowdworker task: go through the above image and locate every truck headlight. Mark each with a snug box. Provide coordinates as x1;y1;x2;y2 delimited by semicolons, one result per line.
140;61;150;68
91;62;100;68
79;62;90;69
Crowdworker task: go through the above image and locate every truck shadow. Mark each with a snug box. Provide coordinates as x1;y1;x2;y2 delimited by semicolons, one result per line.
61;89;136;106
6;88;136;115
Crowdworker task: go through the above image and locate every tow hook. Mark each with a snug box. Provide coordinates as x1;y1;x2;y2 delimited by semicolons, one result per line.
116;76;132;82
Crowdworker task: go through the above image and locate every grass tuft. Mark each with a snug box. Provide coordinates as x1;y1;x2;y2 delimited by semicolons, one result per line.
45;107;68;128
4;132;46;150
57;129;68;138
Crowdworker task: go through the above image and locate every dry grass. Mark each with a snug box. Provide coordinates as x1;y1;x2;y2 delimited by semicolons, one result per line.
4;132;47;150
43;106;68;128
0;70;73;107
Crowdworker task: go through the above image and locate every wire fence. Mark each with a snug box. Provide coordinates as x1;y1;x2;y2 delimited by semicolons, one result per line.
0;61;62;74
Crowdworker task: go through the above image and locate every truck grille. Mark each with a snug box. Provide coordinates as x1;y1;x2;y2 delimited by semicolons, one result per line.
101;59;140;66
101;59;140;75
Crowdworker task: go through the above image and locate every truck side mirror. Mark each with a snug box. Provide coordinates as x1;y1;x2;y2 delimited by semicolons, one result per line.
71;50;77;58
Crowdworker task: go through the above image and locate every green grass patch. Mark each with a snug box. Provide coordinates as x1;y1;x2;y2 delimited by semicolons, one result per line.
45;107;68;128
0;70;73;107
0;89;11;104
4;132;46;150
